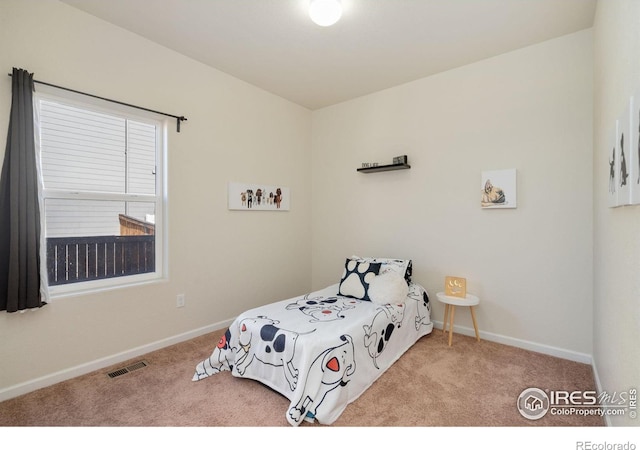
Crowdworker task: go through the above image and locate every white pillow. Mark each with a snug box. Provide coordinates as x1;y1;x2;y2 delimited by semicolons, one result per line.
368;271;409;305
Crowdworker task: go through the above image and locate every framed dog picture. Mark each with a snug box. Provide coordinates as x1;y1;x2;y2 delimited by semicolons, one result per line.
617;103;632;206
608;121;620;207
481;169;517;209
629;92;640;205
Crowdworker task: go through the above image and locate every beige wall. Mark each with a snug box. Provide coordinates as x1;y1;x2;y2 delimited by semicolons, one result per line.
311;30;594;357
593;0;640;427
0;0;312;392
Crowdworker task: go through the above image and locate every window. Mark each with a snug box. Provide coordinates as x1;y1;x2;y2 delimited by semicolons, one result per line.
34;88;166;296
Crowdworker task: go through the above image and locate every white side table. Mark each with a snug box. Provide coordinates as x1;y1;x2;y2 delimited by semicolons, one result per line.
436;292;480;346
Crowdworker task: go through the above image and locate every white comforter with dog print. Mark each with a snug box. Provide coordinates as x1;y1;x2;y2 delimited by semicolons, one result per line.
192;282;433;426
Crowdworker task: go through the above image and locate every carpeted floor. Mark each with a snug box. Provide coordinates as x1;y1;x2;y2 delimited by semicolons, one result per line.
0;328;604;427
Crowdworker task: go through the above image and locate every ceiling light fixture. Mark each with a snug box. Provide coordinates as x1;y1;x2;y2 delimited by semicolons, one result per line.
309;0;342;27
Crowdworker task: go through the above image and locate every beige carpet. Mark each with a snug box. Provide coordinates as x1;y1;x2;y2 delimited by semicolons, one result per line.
0;328;603;427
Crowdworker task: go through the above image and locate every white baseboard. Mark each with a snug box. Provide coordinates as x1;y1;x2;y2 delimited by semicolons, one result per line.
433;320;593;364
0;318;233;403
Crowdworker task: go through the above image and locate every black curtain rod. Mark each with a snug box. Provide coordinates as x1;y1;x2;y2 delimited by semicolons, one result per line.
8;73;187;132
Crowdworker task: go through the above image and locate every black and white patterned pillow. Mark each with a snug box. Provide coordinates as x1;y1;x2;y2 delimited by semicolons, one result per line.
350;255;412;285
338;259;382;301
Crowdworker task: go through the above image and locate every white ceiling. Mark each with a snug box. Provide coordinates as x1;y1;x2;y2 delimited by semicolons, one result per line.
60;0;597;110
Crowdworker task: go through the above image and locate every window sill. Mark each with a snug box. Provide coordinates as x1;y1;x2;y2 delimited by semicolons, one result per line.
46;274;168;300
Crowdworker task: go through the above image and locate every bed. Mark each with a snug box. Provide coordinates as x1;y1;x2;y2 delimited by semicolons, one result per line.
192;256;433;426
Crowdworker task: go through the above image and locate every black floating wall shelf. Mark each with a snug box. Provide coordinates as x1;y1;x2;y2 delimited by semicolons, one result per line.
357;163;411;173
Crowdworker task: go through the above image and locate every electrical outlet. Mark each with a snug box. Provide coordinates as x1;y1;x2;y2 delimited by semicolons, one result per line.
176;294;185;308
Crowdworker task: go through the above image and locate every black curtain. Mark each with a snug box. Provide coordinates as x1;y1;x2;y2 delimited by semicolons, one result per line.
0;68;43;312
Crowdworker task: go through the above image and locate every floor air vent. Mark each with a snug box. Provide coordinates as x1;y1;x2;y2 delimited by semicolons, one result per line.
107;360;149;379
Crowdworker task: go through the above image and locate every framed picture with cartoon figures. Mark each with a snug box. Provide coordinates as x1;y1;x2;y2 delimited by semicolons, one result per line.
228;182;290;211
481;169;517;209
